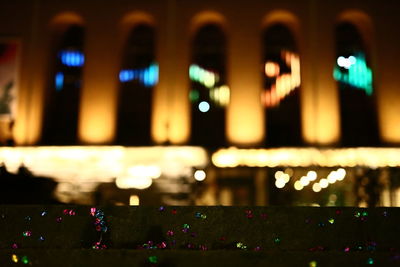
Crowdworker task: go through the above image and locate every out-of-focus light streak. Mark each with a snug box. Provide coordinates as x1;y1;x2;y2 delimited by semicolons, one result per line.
119;63;159;87
189;64;219;88
262;50;301;107
59;50;84;67
0;146;208;190
189;64;230;107
212;147;400;168
333;53;373;95
55;72;64;91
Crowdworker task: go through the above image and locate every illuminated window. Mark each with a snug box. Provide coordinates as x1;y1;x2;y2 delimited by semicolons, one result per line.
116;24;156;145
335;22;379;146
42;25;84;144
262;24;302;146
190;24;228;147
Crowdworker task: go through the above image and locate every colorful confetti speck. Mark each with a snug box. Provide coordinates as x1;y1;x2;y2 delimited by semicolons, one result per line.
21;255;29;264
11;254;18;263
22;231;32;237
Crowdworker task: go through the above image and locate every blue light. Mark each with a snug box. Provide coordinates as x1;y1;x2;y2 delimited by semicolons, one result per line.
198;101;210;112
119;70;134;82
55;72;64;91
119;63;159;87
59;50;84;67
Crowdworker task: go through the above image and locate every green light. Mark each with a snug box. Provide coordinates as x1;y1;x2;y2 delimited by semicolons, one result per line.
148;256;158;264
333;53;373;96
21;256;29;265
189;64;219;88
189;90;200;102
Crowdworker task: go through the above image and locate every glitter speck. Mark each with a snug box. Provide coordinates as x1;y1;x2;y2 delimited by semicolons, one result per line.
236;242;247;249
11;243;18;249
56;217;63;223
22;231;32;237
274;237;281;244
148;256;157;263
309;260;317;267
328;218;335;224
21;256;29;264
383;211;388;217
159;206;165;212
367;258;374;264
11;254;18;263
41;211;47;216
39;236;45;241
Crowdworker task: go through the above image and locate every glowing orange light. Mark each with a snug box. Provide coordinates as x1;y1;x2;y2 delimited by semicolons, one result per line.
265;61;280;77
262;50;301;108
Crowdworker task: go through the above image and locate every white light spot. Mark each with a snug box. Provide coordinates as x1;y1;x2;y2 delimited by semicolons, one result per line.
198;101;210;112
294;181;304;190
275;179;286;188
129;195;140;205
320;178;329;188
194;170;206;181
307;170;317;181
312;183;322;192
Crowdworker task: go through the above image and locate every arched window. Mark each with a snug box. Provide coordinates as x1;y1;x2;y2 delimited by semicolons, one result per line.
334;22;379;146
116;24;157;145
261;23;302;146
189;24;229;148
42;25;84;145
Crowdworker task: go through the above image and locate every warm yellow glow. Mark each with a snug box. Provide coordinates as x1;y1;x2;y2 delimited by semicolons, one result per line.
51;12;84;26
265;61;280;77
210;85;230;107
312;183;322;192
11;254;18;263
282;173;290;183
262;51;301;108
320;179;329;188
284;167;294;176
274;170;284;179
336;168;346;181
116;176;152;189
212;147;400;168
327;175;336;184
127;165;161;179
129;195;140;206
300;176;310;186
78;94;116;144
294;181;303;190
0;146;208;183
194;170;206;181
275;179;286;188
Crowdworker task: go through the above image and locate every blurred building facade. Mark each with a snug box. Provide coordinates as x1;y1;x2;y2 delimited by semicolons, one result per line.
1;0;400;206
